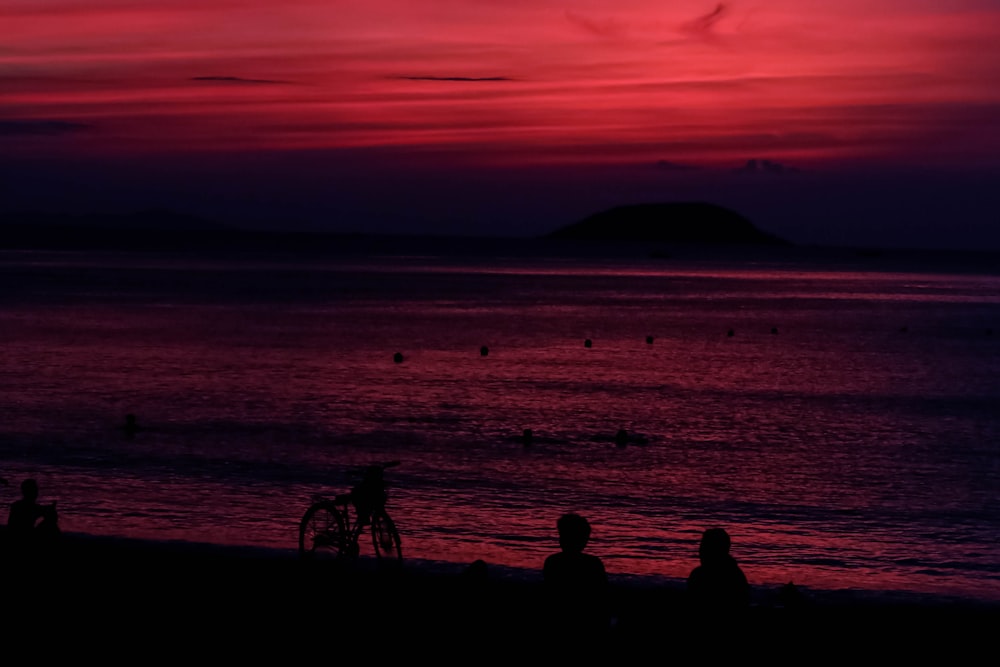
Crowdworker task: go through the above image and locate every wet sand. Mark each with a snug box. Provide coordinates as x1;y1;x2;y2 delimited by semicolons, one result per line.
3;532;995;661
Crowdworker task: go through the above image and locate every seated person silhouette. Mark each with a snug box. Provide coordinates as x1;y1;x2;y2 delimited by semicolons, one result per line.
463;558;489;583
542;513;610;635
455;559;492;633
686;527;750;611
7;478;60;551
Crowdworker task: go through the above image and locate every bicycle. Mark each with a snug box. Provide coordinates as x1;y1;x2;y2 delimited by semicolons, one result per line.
298;460;402;563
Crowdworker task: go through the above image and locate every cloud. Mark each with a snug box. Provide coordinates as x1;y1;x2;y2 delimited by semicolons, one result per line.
0;120;90;136
681;3;728;37
393;76;513;82
734;159;801;174
191;76;291;85
565;11;627;38
655;160;701;171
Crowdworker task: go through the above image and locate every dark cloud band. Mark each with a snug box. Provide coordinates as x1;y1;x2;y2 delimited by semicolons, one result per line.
191;76;290;85
394;76;513;82
0;120;90;136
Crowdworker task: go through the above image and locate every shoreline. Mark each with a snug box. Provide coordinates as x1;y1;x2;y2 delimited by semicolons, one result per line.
4;232;1000;276
21;530;1000;609
3;530;996;658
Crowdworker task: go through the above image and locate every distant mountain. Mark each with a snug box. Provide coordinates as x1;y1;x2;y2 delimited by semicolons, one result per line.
1;208;229;232
0;208;242;250
545;202;788;245
2;204;789;254
0;208;388;252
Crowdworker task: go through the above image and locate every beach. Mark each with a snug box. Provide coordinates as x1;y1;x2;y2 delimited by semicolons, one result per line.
3;532;995;661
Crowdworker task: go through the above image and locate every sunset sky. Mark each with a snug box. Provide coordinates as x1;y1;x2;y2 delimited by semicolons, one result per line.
4;1;1000;249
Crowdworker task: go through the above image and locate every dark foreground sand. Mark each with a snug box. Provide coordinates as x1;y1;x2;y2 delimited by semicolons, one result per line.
2;532;996;661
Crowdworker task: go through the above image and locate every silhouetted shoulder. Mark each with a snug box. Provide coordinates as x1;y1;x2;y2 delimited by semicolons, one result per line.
687;556;750;608
543;551;608;587
542;550;610;639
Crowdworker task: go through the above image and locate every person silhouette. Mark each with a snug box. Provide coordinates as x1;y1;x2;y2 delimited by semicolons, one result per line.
542;513;610;638
686;527;750;611
463;558;489;583
7;478;60;552
455;559;492;630
122;413;141;438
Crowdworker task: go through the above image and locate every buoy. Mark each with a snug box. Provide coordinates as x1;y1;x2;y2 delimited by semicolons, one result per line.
584;338;592;348
393;352;404;363
645;335;654;345
480;346;489;357
123;413;140;438
615;429;628;448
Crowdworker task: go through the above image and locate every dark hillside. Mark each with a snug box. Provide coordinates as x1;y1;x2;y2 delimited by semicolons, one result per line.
546;202;788;245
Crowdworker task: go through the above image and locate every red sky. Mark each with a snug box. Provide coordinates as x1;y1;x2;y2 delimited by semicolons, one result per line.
4;1;1000;248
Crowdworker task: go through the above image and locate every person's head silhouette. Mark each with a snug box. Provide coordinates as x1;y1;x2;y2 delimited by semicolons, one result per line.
698;527;732;564
557;513;591;554
20;478;38;503
463;559;489;582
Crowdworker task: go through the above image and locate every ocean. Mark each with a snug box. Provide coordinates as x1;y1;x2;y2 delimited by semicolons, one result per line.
1;239;998;606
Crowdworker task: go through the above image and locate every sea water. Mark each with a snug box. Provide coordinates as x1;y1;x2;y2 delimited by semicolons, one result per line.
1;241;998;605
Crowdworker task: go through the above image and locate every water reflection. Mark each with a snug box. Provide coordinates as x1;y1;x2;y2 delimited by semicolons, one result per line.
1;251;998;603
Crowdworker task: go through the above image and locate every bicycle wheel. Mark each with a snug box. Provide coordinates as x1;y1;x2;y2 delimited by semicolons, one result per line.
299;502;347;560
371;510;402;562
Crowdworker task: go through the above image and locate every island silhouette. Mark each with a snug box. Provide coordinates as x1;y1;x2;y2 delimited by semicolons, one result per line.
2;202;787;251
545;202;788;245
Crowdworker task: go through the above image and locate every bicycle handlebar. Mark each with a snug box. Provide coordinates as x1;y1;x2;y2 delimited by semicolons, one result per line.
341;460;400;484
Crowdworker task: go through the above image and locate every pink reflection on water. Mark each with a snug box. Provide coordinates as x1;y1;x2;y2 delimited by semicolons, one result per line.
2;252;998;604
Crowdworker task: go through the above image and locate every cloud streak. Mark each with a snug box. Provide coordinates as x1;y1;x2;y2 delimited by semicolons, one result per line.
734;158;801;174
565;11;628;38
393;76;514;82
191;76;292;85
0;119;90;136
681;3;728;38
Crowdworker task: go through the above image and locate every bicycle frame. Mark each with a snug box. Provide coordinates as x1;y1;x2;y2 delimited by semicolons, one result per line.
299;461;402;562
315;492;367;557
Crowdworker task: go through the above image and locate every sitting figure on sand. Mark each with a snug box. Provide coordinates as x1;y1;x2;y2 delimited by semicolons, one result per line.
6;478;60;551
686;527;750;610
542;513;610;635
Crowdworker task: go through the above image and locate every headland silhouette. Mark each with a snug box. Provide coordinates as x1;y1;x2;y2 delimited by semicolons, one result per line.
544;202;789;245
